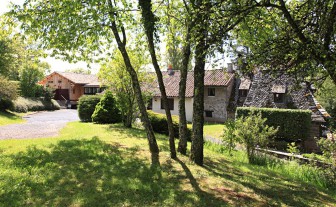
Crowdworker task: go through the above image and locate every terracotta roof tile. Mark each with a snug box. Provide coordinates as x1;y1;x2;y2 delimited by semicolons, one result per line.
147;69;234;97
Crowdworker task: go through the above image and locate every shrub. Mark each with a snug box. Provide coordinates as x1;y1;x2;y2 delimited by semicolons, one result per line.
92;91;121;124
11;97;60;113
234;112;278;163
236;107;311;142
147;110;192;140
0;99;13;112
77;95;102;122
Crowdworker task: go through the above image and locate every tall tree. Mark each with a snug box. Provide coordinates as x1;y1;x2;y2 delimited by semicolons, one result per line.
12;0;160;165
236;0;336;85
99;49;152;128
139;0;177;159
187;0;255;165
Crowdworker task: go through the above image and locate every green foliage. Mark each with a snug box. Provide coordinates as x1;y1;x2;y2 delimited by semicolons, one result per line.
19;61;50;97
77;95;102;122
0;76;19;111
92;91;121;124
316;78;336;129
11;97;60;113
234;0;336;85
147;110;191;140
99;49;151;127
236;107;311;142
318;135;336;166
234;112;278;163
287;142;300;158
65;67;91;74
220;120;236;156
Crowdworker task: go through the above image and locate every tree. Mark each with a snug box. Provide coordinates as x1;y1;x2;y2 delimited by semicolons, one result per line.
234;113;278;164
12;0;160;165
92;91;121;124
139;0;177;159
20;60;50;97
99;49;152;128
236;0;336;85
316;78;336;129
0;75;19;111
0;15;25;80
186;0;254;165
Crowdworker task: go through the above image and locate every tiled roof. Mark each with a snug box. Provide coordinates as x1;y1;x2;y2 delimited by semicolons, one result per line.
58;72;98;85
239;78;251;90
242;71;327;122
39;72;100;86
146;69;234;97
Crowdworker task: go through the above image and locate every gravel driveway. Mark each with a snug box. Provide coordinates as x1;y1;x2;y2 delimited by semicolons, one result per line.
0;109;79;140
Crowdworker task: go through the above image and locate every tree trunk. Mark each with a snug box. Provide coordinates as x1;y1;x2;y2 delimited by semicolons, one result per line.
190;41;206;166
177;26;192;155
107;1;159;165
139;0;177;159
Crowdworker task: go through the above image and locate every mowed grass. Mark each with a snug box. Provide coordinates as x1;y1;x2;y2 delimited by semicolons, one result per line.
204;122;224;138
0;122;335;206
0;111;26;126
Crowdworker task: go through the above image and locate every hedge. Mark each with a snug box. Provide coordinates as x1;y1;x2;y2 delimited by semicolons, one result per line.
92;91;121;124
236;107;312;141
78;95;102;122
147;110;191;140
11;97;60;113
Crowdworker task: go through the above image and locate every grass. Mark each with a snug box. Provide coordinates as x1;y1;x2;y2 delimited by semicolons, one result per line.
0;111;26;126
0;122;335;206
203;122;224;138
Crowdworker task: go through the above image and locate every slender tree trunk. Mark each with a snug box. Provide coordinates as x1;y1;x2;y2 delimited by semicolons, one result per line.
177;25;192;155
107;0;159;165
190;40;206;166
139;0;177;159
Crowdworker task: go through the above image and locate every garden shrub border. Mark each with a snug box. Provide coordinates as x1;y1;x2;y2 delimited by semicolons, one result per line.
236;107;311;142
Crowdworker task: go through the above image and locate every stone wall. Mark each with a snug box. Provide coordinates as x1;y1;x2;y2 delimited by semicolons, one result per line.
204;86;227;122
303;121;321;153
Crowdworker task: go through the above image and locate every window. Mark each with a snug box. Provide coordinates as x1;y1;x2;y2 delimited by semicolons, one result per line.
239;90;248;97
73;89;75;94
147;99;153;110
205;110;213;118
58;80;62;83
48;80;53;83
160;98;174;110
208;88;216;96
274;93;285;103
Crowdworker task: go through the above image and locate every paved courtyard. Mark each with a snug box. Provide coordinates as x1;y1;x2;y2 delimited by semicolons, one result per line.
0;109;79;139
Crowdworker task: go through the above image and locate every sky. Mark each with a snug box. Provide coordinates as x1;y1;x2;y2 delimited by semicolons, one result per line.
1;0;100;74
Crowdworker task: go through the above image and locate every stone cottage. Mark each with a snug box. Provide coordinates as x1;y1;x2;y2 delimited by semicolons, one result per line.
146;69;235;122
233;70;330;152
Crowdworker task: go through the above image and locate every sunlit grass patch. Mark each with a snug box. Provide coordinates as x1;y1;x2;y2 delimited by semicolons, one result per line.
0;122;335;206
0;111;26;126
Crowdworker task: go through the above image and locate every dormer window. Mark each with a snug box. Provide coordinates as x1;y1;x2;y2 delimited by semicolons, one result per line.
208;88;216;96
272;85;286;103
274;93;285;103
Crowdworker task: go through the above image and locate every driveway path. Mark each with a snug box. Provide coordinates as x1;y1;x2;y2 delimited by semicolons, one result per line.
0;109;79;140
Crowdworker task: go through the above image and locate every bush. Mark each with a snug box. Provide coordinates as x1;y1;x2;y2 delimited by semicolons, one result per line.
92;91;121;124
77;95;102;122
147;110;192;140
236;107;311;142
11;97;60;113
0;99;13;112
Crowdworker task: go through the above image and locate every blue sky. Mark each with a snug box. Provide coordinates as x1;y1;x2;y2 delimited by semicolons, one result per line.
1;0;99;73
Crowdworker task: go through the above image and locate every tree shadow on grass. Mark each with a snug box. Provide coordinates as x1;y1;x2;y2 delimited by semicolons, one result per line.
203;158;336;207
0;137;224;206
0;111;21;120
106;124;147;139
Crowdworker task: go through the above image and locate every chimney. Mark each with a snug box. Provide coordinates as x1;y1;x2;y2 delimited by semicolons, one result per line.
227;63;233;73
168;64;175;76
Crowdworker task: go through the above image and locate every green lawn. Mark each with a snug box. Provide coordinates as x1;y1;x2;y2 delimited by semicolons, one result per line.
0;122;335;206
0;111;26;126
203;122;224;138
